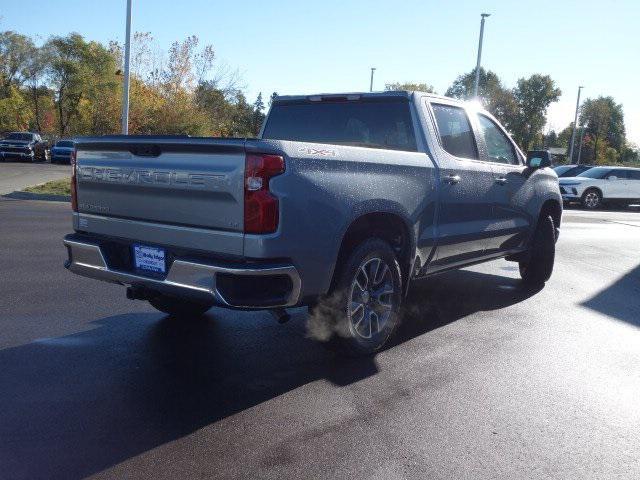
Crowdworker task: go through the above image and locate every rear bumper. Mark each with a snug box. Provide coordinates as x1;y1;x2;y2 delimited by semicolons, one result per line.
63;236;302;309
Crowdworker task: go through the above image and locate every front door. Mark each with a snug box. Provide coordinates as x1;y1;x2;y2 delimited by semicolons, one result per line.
474;113;531;254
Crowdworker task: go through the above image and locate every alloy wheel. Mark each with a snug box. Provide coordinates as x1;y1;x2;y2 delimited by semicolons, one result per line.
584;191;600;208
347;257;395;339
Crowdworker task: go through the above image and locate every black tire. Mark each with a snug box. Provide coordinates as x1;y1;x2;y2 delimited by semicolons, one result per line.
581;188;602;209
309;238;403;356
519;215;555;286
148;294;212;318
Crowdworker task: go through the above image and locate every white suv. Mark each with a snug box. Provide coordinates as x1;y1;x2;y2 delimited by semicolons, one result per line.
559;166;640;209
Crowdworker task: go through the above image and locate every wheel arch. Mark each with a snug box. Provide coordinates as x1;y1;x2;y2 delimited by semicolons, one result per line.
539;198;562;234
330;210;415;294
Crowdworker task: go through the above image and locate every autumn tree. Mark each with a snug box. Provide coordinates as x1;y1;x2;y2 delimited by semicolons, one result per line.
445;68;518;134
385;82;435;93
0;31;34;97
510;74;561;151
579;96;625;163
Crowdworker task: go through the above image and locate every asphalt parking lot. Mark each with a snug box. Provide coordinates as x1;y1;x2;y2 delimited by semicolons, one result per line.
1;198;639;480
0;162;70;195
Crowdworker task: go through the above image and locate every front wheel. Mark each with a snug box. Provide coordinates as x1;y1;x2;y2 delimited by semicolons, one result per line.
310;238;403;356
148;294;213;318
581;188;602;209
519;215;556;286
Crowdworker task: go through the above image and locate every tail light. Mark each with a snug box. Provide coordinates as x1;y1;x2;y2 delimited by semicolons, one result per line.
70;149;78;212
244;153;285;233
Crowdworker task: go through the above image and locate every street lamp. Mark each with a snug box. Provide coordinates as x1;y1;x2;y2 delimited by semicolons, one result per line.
121;0;132;135
370;67;376;92
568;86;584;163
577;125;587;165
473;13;491;98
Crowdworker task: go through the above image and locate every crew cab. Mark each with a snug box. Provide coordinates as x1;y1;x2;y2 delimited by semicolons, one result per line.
0;132;49;162
63;92;562;355
559;166;640;209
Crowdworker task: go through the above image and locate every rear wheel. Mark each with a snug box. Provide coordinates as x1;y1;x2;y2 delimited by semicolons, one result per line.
310;238;403;356
519;215;556;286
581;188;602;209
148;294;213;318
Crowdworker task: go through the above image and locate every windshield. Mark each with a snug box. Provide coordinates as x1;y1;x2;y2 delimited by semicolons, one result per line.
5;133;33;141
577;167;611;179
56;141;74;148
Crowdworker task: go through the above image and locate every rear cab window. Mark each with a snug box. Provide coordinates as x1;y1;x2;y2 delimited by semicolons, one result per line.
262;97;417;152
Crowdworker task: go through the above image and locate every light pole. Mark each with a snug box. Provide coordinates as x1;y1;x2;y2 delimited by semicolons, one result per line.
121;0;132;135
473;13;491;98
576;125;587;165
369;67;376;92
567;86;584;163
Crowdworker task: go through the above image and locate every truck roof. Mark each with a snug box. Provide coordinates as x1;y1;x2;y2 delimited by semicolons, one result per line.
272;91;462;105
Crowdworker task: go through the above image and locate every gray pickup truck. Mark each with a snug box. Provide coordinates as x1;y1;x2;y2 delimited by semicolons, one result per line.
64;91;561;355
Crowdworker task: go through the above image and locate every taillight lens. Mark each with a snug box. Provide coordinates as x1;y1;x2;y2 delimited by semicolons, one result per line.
70;149;78;212
244;153;285;234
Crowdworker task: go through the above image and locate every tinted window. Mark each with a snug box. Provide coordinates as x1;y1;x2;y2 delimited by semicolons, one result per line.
477;115;518;165
628;170;640;180
262;99;417;151
56;141;74;148
431;104;478;159
577;167;612;179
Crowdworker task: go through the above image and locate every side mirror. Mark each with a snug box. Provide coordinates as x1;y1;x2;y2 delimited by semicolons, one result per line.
526;150;552;169
608;175;618;181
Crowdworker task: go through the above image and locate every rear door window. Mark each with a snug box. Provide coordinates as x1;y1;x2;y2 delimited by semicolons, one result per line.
263;98;417;151
627;170;640;180
606;170;629;179
430;104;478;159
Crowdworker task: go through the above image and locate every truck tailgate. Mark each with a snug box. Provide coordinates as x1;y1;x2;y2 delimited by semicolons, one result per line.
74;137;246;253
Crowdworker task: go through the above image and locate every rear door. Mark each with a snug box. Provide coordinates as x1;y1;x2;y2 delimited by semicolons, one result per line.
424;100;496;271
473;113;530;254
627;170;640;200
603;169;630;198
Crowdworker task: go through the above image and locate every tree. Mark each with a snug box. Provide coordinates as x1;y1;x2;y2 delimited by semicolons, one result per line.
445;68;518;134
23;45;52;132
0;31;34;97
509;74;561;151
251;92;265;136
46;33;118;136
579;96;625;163
385;82;435;93
446;67;503;103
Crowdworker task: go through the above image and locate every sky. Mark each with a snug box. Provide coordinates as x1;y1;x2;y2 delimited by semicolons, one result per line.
2;0;639;145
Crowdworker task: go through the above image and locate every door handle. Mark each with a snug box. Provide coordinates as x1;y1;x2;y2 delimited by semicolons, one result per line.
443;174;461;185
495;177;508;185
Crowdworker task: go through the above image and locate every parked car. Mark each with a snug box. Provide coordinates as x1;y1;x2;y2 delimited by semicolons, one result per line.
63;91;562;355
559;166;640;209
50;140;75;164
553;164;594;177
0;132;50;162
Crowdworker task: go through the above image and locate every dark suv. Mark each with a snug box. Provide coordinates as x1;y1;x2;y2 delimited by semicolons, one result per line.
0;132;50;162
